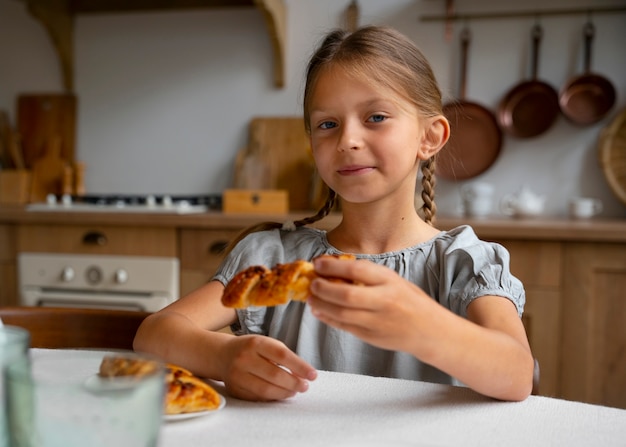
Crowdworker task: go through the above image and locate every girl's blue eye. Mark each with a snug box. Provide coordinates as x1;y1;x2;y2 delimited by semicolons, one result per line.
369;114;386;123
319;121;337;129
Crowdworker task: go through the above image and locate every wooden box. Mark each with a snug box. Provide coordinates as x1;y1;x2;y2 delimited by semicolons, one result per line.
0;170;31;204
222;189;288;214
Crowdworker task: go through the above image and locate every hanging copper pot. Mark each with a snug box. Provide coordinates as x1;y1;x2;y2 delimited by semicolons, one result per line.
438;28;502;181
559;21;616;126
497;24;560;138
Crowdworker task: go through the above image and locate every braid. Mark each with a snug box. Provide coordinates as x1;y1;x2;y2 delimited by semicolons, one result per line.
223;189;337;257
294;189;337;227
420;157;437;225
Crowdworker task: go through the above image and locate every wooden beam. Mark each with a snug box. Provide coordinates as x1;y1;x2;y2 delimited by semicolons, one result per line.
21;0;286;89
70;0;254;14
26;0;74;92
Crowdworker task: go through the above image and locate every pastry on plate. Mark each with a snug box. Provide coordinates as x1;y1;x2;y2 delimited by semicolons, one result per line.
99;356;221;415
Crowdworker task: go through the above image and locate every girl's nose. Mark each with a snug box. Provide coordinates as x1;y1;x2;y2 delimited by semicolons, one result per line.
337;121;362;151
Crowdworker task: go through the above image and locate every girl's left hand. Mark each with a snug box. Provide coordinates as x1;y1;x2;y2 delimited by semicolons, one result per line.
307;256;438;353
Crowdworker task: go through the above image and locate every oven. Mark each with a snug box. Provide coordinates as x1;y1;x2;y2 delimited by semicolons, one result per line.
18;193;223;311
18;253;179;312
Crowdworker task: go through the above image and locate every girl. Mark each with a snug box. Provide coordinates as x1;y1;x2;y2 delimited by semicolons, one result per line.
134;26;535;402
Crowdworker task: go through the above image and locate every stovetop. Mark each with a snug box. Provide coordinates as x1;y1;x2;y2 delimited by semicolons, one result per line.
26;194;222;214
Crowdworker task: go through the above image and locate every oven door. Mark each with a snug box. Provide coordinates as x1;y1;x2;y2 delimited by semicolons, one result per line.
18;253;179;312
20;287;173;312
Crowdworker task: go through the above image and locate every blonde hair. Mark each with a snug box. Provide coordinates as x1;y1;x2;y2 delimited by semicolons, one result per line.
225;26;443;253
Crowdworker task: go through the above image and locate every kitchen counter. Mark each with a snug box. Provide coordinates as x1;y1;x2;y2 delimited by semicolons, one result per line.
1;204;626;242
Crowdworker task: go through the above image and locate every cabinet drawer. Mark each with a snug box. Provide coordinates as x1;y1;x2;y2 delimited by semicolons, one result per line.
179;229;238;273
17;224;176;257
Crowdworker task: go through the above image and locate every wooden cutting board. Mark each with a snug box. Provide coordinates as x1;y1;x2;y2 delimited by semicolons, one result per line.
236;117;317;211
17;93;77;169
29;136;68;203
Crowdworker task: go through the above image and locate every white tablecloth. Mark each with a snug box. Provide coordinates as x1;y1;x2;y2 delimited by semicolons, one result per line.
27;350;626;446
162;370;626;447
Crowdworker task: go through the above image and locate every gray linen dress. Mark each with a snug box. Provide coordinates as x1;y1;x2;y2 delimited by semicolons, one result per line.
212;225;525;385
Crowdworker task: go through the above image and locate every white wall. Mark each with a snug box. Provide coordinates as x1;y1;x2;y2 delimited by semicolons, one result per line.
1;0;625;217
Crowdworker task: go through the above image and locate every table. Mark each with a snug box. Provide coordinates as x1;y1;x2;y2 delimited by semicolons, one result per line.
28;350;626;446
161;369;626;446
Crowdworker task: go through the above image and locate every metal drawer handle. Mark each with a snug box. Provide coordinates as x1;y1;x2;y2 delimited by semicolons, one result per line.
208;241;229;255
82;231;108;246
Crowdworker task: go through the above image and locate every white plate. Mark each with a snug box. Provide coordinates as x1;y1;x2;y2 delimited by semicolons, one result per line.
163;393;226;422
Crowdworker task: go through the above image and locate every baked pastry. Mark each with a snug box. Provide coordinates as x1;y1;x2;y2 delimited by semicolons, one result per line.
221;254;356;308
164;363;221;415
99;356;221;415
99;355;159;378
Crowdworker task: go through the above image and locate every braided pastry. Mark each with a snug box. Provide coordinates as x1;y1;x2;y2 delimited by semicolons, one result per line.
164;363;221;415
221;254;355;308
99;356;221;415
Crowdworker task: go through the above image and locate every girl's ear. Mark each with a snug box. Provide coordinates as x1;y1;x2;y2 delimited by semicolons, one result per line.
418;116;450;160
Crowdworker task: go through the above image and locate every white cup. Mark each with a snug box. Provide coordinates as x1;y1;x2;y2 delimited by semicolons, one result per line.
569;197;602;219
461;182;494;218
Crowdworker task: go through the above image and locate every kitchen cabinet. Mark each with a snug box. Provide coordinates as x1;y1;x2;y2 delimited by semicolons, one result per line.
497;240;562;398
561;242;626;409
0;224;18;306
20;0;286;90
179;228;238;297
17;224;177;256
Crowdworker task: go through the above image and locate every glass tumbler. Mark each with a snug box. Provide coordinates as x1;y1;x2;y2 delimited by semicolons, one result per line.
5;349;165;447
0;325;31;447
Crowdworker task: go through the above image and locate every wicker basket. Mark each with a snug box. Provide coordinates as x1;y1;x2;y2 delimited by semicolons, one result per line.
598;107;626;206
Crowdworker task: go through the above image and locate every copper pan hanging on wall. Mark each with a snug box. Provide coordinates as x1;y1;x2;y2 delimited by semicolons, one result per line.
559;20;616;126
497;23;560;138
437;28;502;181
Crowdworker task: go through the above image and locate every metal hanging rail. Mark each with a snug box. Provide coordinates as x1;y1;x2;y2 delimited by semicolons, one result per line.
420;5;626;22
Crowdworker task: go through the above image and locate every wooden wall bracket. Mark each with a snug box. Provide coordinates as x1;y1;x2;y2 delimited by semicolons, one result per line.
20;0;286;91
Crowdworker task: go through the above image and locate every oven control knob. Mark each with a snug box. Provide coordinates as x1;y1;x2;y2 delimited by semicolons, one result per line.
85;266;103;285
114;269;129;284
61;267;75;282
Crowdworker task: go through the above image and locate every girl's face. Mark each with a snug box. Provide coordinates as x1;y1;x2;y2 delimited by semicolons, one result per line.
308;65;427;207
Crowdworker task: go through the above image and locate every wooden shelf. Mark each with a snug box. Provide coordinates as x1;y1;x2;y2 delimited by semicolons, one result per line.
21;0;286;90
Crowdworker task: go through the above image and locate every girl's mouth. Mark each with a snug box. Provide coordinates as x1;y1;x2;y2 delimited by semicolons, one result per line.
337;165;375;176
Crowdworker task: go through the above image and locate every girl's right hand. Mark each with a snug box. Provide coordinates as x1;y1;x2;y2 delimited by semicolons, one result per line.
219;334;317;401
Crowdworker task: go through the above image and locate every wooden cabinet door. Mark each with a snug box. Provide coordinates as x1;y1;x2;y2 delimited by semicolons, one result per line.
561;243;626;409
497;240;562;397
0;224;18;306
179;229;239;297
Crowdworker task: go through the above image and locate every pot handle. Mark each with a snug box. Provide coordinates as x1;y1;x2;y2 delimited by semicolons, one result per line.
583;21;595;73
530;23;543;80
459;27;471;100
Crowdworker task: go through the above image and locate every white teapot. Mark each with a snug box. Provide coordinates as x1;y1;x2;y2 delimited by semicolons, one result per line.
500;186;545;217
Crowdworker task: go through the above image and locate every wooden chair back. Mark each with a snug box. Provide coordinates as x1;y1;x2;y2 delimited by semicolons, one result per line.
0;306;150;350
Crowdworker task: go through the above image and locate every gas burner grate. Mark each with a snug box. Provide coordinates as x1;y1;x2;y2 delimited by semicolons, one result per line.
26;194;223;214
74;194;222;209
